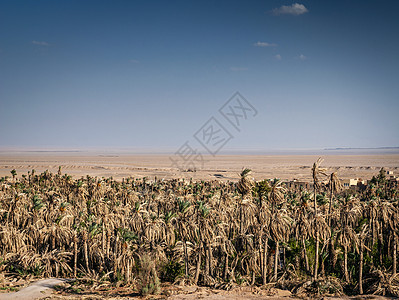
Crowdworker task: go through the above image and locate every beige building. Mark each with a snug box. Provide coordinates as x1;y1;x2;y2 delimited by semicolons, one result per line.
388;173;399;188
341;178;367;190
284;179;313;191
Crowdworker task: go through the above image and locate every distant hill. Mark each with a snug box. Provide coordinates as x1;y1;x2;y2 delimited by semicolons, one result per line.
325;147;399;150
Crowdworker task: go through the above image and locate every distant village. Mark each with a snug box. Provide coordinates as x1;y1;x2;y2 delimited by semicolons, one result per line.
283;170;398;192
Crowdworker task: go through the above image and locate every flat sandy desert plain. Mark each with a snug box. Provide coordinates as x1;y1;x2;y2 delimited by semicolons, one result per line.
0;150;398;182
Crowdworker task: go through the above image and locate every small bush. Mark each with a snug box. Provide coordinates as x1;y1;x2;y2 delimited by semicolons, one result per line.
161;260;184;282
138;255;160;296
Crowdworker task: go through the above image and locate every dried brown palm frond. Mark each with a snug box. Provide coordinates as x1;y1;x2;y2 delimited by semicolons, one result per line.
314;214;331;241
214;280;237;290
328;172;342;225
269;179;286;210
329;172;343;194
0;225;27;254
312;157;328;191
237;168;253;201
40;249;73;277
337;225;358;252
340;196;362;227
76;269;113;291
270;209;292;242
293;207;311;240
365;268;399;296
172;241;194;264
293;276;344;297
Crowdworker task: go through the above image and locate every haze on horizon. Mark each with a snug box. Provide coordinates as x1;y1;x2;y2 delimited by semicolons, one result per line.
1;0;398;152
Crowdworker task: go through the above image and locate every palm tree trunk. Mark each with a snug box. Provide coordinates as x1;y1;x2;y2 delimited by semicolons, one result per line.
394;234;397;276
183;240;189;277
106;231;111;259
194;243;202;284
359;240;364;294
51;234;56;250
102;219;106;254
302;238;309;273
73;233;78;278
84;234;89;272
263;238;268;284
314;231;319;280
125;259;130;284
224;251;229;280
328;187;333;226
314;186;317;216
258;235;263;283
329;237;335;273
207;242;213;277
344;245;349;283
205;241;210;276
240;203;243;234
274;241;279;281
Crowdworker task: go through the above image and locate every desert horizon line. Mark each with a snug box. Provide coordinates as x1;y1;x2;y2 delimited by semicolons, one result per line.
0;146;398;155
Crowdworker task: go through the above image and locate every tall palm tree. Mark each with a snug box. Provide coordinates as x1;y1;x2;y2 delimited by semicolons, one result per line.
270;208;291;282
358;224;369;294
311;158;327;281
293;203;311;274
337;197;361;283
269;179;286;213
237;168;253;234
312;158;327;215
10;169;17;182
328;172;342;226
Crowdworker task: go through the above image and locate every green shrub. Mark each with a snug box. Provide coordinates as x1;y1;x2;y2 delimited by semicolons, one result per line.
138;255;160;296
161;260;184;282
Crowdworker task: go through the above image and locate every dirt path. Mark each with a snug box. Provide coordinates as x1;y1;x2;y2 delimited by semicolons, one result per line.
0;279;67;300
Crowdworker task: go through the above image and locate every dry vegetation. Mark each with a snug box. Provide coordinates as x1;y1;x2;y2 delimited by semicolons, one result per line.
0;160;399;298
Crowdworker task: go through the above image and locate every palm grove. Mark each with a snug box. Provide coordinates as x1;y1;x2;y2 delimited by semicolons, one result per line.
0;160;398;296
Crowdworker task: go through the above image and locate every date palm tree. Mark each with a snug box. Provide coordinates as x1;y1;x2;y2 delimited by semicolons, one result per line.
312;158;327;215
311;158;327;281
237;168;253;234
1;166;399;296
10;169;17;182
270;208;292;281
328;172;342;226
358;224;369;294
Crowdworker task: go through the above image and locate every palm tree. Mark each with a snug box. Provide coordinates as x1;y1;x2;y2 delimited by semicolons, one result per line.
176;198;192;277
312;158;327;215
2;166;399;296
237;168;253;234
392;206;399;276
270;208;291;281
293;203;312;274
358;224;369;294
10;169;17;182
311;158;327;281
328;172;342;226
269;179;286;213
337;197;361;283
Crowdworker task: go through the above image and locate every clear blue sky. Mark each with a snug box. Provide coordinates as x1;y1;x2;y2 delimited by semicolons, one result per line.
1;1;398;151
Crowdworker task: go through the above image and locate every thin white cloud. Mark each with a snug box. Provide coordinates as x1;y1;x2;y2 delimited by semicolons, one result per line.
254;41;277;47
299;54;307;60
275;54;282;60
230;67;248;71
272;3;308;16
32;40;50;46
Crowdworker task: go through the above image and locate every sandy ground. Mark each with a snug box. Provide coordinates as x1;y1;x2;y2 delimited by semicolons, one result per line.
0;152;398;182
0;280;393;300
0;279;67;300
